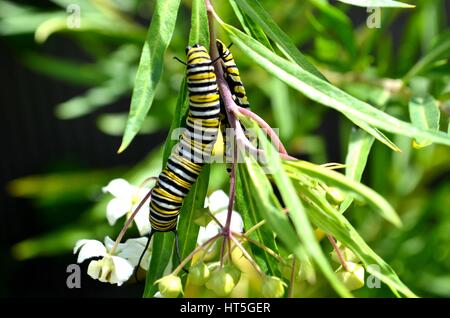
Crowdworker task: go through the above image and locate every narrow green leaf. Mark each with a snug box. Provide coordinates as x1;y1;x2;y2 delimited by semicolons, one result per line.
337;0;414;8
218;24;450;147
308;0;356;58
21;53;107;86
229;0;273;50
260;78;294;141
292;182;416;297
162;78;189;163
339;127;376;213
234;0;326;80
56;78;133;119
176;166;210;262
143;232;175;298
119;0;181;153
236;164;279;275
242;118;352;297
189;0;209;46
409;94;441;148
283;160;402;227
404;31;450;82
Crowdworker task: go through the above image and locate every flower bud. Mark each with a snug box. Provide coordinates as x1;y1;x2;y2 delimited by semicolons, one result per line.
157;275;183;298
205;268;235;297
188;263;210;286
326;187;345;205
336;262;365;291
223;264;241;284
330;243;359;264
261;276;285;298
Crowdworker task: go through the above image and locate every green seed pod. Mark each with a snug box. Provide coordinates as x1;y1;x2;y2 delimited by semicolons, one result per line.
223;264;241;284
336;262;365;291
261;276;286;298
157;275;183;298
205;268;235;297
326;187;345;205
188;263;210;286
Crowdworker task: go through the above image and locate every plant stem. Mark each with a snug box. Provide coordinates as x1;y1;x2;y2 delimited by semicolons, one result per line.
327;234;349;272
236;106;287;154
110;188;152;255
230;235;264;277
172;234;220;275
288;257;297;298
235;232;286;264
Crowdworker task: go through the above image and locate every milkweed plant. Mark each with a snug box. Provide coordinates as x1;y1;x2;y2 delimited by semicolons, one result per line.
5;0;450;298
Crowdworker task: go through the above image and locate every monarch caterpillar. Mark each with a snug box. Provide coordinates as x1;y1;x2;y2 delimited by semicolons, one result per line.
136;44;220;276
216;39;254;173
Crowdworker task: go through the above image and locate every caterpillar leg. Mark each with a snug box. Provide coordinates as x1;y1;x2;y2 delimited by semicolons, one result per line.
172;229;189;274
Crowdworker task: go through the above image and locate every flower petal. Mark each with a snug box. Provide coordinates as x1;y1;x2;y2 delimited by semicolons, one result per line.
133;205;151;236
208;190;229;214
76;240;106;263
106;198;131;225
87;260;102;280
197;224;220;245
103;178;132;198
103;236;116;252
111;256;134;285
116;238;148;267
215;210;244;233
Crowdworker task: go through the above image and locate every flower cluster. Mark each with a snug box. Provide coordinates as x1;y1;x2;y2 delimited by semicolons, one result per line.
73;178;243;287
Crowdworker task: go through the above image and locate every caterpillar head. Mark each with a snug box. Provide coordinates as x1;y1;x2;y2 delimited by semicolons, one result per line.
185;43;211;65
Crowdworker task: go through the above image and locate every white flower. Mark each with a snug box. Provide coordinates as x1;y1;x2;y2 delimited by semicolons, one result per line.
198;190;244;245
74;236;151;286
103;178;151;236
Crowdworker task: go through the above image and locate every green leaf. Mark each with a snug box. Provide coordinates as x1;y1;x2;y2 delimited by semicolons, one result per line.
283;160;401;227
97;113;163;136
308;0;356;58
404;31;450;82
20;53;107;86
336;0;414;8
143;232;175;298
118;0;181;153
236;164;279;275
291;179;416;297
176;166;210;262
162;78;189;163
339;127;376;213
259;78;294;141
218;23;450;147
409;94;441;148
239;128;352;297
229;0;274;50
189;0;209;46
233;0;326;80
56;78;133;119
